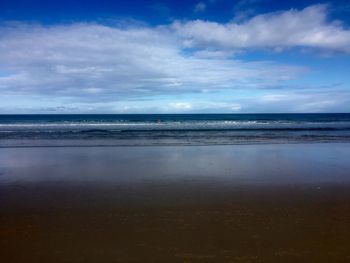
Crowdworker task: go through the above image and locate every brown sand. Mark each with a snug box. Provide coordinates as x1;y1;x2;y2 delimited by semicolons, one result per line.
1;183;350;262
1;144;350;262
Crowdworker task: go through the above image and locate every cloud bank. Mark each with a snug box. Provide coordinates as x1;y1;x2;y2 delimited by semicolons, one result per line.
0;4;349;112
0;22;302;101
174;4;350;53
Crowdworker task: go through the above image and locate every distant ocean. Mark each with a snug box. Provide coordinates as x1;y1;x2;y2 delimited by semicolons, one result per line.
1;114;350;147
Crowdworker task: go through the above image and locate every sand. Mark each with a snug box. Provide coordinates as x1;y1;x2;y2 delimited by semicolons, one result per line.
1;143;350;262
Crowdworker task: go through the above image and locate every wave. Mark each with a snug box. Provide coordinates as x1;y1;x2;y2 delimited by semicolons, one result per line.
1;121;350;132
1;114;350;144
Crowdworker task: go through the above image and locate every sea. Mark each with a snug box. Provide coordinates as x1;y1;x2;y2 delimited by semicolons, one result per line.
1;113;350;147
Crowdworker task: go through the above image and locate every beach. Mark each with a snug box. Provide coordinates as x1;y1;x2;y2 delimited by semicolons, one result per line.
1;143;350;262
2;0;350;259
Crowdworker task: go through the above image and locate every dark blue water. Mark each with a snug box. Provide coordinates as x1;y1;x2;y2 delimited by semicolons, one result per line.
1;114;350;146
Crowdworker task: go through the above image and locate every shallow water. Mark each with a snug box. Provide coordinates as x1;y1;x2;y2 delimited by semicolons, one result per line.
0;143;349;186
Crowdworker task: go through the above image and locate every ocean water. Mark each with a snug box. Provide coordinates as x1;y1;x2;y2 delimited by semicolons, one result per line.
1;114;350;146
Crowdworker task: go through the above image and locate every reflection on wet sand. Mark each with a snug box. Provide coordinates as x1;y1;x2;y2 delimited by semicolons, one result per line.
1;144;350;262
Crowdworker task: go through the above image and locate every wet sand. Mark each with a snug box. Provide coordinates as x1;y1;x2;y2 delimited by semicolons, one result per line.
1;144;350;262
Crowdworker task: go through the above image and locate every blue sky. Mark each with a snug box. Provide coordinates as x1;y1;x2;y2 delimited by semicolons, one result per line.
0;0;350;113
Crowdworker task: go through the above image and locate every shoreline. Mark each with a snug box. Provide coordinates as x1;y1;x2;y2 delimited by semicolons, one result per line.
1;143;350;185
1;139;350;148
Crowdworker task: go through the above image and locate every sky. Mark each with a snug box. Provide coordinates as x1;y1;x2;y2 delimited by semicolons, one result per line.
0;0;350;113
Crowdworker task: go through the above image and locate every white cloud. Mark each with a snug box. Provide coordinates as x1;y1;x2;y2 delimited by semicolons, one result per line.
260;94;288;102
199;102;242;112
1;4;349;113
248;90;350;113
0;22;303;102
169;102;192;110
165;101;242;113
173;4;350;53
